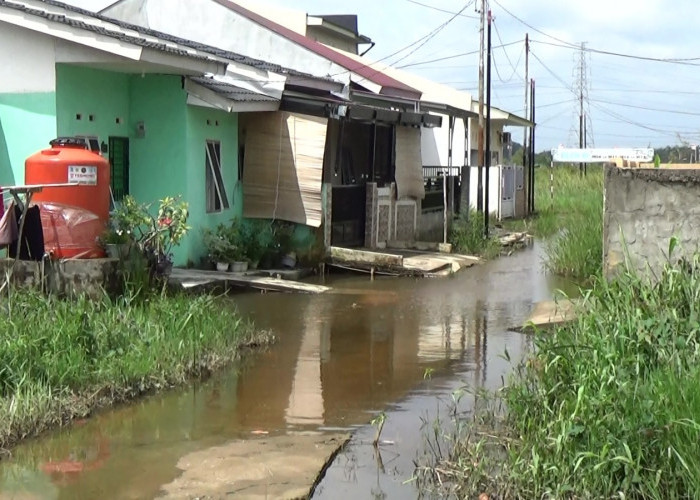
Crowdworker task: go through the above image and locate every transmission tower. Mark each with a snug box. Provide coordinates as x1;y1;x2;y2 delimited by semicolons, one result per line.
568;42;594;150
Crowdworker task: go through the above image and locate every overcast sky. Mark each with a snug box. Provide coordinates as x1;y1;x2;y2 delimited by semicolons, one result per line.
66;0;700;150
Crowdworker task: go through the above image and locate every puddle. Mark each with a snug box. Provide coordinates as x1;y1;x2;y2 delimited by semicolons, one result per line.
0;242;577;499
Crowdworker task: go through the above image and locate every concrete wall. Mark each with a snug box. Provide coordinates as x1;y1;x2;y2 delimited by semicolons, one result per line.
0;22;58;185
185;105;241;265
56;65;131;146
104;0;350;84
0;258;120;299
604;166;700;278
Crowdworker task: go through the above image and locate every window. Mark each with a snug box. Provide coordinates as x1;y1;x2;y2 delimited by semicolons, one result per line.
206;140;229;213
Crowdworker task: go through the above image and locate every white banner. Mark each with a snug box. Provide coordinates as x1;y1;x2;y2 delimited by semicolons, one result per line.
551;147;654;163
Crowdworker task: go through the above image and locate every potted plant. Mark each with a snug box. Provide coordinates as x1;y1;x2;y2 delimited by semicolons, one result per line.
100;225;131;259
203;224;234;272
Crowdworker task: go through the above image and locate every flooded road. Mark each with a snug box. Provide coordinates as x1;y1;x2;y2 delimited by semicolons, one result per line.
0;243;577;499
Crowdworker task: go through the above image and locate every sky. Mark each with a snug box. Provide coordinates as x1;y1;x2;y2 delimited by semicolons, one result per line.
65;0;700;151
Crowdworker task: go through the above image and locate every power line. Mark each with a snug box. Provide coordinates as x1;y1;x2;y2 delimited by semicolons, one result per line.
590;98;700;117
531;39;700;66
404;0;479;19
388;0;476;68
491;0;579;48
396;39;522;69
492;18;523;82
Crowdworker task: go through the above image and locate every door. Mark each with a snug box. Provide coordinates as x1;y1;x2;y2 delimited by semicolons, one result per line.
108;137;129;203
500;165;515;219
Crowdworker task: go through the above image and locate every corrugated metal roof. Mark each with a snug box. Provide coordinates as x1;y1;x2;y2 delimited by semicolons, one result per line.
212;0;422;100
190;76;278;102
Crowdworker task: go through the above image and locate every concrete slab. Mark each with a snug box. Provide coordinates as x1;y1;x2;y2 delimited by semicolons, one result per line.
158;433;349;500
169;269;330;294
328;246;480;277
521;299;578;331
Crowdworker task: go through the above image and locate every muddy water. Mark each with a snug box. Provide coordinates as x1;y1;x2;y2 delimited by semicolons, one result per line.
0;243;577;499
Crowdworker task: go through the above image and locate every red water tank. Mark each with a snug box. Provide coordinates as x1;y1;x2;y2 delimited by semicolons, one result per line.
25;137;111;258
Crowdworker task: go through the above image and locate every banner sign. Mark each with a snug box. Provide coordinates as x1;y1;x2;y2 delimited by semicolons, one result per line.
551;147;654;163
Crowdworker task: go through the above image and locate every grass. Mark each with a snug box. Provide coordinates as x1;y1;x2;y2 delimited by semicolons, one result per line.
421;244;700;499
505;164;604;281
449;209;502;259
0;289;270;449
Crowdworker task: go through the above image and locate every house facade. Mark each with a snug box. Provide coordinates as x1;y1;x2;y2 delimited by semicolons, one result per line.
0;0;320;265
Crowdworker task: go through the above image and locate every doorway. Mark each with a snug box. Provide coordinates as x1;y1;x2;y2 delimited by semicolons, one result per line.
108;136;129;202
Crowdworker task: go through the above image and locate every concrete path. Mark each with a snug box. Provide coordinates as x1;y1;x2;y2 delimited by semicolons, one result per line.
158;433;349;499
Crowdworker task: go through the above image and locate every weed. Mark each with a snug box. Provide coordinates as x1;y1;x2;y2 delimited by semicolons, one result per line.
0;289;271;449
425;248;700;498
449;210;501;259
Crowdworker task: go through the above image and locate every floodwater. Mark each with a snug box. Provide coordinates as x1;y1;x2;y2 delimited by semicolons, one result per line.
0;242;578;499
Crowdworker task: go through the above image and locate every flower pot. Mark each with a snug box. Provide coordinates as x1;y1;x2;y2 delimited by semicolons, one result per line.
281;252;296;269
216;261;230;272
105;244;120;259
231;261;248;273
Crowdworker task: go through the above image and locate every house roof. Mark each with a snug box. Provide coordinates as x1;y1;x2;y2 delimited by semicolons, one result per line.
190;76;278;103
212;0;422;101
0;0;212;61
5;0;331;84
326;45;476;118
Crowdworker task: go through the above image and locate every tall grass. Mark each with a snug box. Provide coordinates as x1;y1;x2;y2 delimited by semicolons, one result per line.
0;289;269;448
449;210;501;259
425;247;700;499
506;165;604;280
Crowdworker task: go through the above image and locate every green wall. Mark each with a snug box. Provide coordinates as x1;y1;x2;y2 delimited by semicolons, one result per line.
185;105;241;265
56;65;130;143
0;92;57;185
53;66;242;266
128;74;190;264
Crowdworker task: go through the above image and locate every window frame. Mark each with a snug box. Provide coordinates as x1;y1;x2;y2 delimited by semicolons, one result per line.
205;140;230;213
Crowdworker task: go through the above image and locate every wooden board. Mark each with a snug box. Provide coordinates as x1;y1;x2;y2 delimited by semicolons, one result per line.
521;299;578;331
169;269;329;294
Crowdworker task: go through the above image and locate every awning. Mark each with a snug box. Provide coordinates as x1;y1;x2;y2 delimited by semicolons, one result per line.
241;112;327;227
185;77;280;112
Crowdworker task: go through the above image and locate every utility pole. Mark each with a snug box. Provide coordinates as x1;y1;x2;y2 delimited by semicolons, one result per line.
484;9;492;237
530;79;536;213
476;0;485;213
523;33;530;213
578;42;586;176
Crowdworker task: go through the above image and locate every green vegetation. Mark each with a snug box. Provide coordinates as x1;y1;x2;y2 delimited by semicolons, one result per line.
506;164;604;281
422;245;700;499
0;289;269;448
449;210;501;259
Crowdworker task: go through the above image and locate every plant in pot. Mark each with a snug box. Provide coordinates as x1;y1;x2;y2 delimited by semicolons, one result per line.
100;224;132;259
239;219;275;270
225;218;249;272
203;224;234;272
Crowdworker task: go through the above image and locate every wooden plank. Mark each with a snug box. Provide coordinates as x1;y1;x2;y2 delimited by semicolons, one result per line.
329;246;403;267
169;269;329;294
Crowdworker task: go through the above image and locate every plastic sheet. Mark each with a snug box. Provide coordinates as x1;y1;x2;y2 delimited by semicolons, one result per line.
37;201;106;259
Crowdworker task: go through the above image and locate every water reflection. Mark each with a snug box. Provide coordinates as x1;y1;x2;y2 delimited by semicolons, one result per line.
0;242;568;499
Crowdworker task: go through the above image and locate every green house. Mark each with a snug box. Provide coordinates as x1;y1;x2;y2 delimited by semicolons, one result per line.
0;0;309;266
